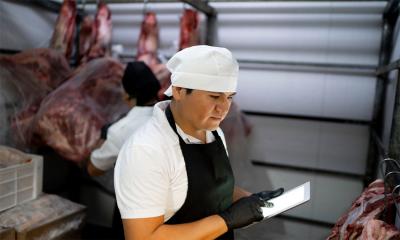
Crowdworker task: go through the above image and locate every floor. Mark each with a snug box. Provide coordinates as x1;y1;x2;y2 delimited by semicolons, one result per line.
235;217;332;240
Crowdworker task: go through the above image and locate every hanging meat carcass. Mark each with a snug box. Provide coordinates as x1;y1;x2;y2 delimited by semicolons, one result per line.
0;48;71;90
136;12;171;100
1;0;74;149
78;15;95;64
0;60;48;149
33;58;128;163
136;12;159;65
327;179;400;240
82;2;112;63
0;49;72;148
179;9;199;50
49;0;76;60
359;219;400;240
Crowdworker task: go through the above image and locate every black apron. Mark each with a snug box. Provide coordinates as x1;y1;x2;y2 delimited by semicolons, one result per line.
165;105;235;240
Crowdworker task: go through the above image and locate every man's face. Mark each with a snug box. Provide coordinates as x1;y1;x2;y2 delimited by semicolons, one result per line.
174;88;235;131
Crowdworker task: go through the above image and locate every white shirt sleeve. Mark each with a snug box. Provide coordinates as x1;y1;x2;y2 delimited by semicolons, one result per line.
90;131;120;171
114;143;169;219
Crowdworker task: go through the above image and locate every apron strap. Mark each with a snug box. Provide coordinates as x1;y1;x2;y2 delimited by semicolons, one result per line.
165;105;179;134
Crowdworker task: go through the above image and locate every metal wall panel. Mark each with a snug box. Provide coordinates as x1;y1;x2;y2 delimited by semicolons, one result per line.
247;115;370;175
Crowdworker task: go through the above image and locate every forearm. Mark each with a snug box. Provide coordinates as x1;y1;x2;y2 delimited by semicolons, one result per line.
87;160;105;176
233;186;251;202
123;187;256;240
123;215;228;240
154;215;227;240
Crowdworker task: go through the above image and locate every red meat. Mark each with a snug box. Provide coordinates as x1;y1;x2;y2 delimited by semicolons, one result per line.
33;58;128;162
49;0;76;60
179;9;199;50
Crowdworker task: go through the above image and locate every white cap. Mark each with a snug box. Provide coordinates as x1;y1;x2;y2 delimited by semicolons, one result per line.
164;45;239;97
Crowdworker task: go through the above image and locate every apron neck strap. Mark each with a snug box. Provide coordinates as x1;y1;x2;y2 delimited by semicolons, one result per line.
165;104;179;134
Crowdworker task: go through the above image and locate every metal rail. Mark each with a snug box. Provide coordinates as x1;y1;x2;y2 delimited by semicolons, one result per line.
244;111;371;125
77;0;216;16
252;160;365;180
239;59;376;75
376;59;400;75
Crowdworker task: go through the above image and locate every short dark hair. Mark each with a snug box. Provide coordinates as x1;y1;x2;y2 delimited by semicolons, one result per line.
170;88;193;101
121;62;161;105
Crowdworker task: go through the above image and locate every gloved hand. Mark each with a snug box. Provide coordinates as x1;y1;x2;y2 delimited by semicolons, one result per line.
252;188;284;207
219;195;264;230
219;188;285;230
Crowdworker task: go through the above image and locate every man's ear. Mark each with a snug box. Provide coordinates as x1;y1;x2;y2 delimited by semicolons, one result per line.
172;87;185;100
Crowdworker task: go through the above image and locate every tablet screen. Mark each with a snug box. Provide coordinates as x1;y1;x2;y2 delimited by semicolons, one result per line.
261;181;310;219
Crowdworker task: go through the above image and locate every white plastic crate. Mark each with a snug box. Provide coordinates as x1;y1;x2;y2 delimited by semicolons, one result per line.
0;146;43;212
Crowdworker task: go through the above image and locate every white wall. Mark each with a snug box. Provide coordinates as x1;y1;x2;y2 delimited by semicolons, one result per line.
0;1;57;50
215;2;383;66
237;69;376;120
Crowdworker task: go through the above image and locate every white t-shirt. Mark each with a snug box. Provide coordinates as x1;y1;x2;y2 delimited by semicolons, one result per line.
114;100;228;221
90;106;154;171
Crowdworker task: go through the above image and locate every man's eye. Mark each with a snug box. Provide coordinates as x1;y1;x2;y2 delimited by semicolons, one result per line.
228;96;234;100
210;95;219;99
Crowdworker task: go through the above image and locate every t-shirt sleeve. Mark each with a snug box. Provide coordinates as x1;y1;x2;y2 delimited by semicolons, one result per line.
114;142;169;219
90;137;120;171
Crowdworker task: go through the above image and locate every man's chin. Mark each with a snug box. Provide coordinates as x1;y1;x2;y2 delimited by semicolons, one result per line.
204;123;220;131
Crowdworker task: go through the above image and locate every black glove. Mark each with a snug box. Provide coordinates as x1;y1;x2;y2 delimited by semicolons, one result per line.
219;188;285;230
219;195;264;230
252;188;284;207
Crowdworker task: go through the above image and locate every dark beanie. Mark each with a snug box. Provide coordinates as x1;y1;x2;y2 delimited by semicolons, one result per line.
121;61;161;106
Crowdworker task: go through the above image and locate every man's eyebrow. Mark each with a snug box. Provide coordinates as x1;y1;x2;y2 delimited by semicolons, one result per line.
209;92;236;97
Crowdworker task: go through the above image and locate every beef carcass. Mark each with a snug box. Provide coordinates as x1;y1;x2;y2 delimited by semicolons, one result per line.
0;60;48;149
327;179;400;240
50;0;76;60
84;2;112;62
136;12;171;100
179;9;199;50
0;49;71;148
78;15;95;64
359;219;400;240
136;12;158;65
0;48;71;90
33;58;128;163
151;63;171;100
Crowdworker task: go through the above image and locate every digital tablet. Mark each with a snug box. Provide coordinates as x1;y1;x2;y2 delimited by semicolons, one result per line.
261;181;311;219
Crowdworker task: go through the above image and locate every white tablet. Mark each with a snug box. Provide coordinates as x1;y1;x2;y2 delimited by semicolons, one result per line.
261;181;311;219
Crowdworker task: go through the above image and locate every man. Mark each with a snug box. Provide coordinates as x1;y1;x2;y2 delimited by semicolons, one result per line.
87;61;160;181
114;45;283;240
